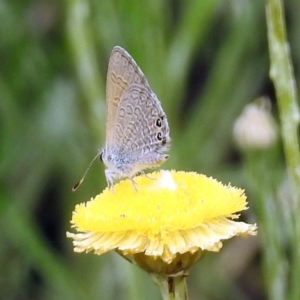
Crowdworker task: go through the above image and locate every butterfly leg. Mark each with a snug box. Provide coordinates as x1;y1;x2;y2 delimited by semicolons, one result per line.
129;177;138;192
141;171;155;181
105;169;116;191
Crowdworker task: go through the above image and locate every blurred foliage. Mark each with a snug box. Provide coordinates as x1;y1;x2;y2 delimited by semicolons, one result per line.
0;0;299;299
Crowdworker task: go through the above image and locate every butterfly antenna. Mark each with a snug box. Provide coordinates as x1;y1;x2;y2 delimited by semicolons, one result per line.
72;152;100;192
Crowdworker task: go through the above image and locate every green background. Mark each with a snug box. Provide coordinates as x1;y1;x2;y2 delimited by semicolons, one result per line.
1;0;299;299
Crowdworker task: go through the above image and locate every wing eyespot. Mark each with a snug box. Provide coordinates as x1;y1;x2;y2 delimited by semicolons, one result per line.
157;132;162;141
156;118;162;127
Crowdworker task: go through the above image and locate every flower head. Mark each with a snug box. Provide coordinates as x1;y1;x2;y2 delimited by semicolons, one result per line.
233;97;277;150
67;170;257;275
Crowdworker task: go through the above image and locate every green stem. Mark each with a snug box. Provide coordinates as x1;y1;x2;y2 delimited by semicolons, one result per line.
151;273;189;300
265;0;300;299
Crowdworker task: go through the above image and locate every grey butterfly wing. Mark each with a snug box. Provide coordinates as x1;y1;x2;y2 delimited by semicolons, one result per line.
113;84;170;166
106;46;150;146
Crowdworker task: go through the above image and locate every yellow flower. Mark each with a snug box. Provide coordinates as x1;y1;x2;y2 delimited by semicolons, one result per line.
67;170;257;275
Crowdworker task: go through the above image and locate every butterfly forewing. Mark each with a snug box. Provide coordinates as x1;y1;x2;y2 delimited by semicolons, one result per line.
101;46;170;187
106;46;150;146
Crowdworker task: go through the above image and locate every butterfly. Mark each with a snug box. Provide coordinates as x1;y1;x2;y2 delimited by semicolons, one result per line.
73;46;170;191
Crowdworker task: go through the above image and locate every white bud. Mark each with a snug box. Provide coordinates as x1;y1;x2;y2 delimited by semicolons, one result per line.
233;97;277;150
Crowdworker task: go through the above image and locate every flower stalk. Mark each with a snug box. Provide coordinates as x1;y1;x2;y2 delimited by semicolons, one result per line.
266;0;300;298
266;0;300;201
151;274;188;300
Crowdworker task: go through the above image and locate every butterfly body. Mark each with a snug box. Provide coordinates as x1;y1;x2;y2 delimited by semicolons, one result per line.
101;46;170;187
